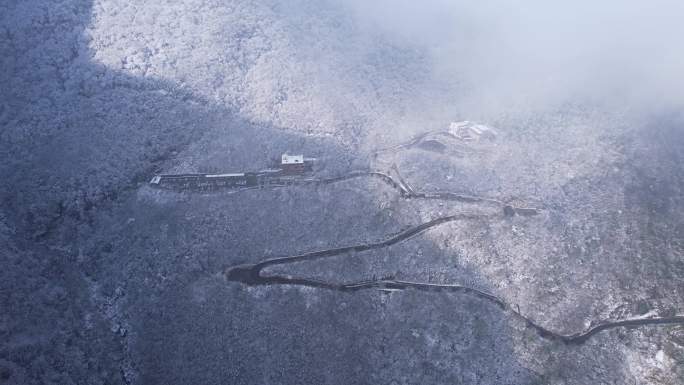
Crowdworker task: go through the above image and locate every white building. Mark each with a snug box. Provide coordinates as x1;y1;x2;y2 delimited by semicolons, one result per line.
449;121;497;141
281;154;304;165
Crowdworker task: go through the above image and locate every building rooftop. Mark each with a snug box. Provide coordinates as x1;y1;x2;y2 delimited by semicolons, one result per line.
282;154;304;164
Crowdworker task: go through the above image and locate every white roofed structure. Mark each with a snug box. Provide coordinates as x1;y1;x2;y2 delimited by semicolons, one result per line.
282;154;304;164
449;121;496;141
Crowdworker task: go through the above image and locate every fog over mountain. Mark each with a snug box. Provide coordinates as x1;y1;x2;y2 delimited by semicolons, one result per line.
2;1;683;384
348;0;684;113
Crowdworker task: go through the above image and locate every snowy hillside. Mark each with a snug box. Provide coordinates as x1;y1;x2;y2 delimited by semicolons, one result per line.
2;1;683;384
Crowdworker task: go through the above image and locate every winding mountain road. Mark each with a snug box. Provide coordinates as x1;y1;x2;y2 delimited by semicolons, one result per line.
225;210;684;344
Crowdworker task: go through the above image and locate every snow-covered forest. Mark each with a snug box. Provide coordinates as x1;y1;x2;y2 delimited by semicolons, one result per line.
2;1;683;384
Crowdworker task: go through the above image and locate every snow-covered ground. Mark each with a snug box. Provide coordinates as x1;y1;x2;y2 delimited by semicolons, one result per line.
2;1;683;384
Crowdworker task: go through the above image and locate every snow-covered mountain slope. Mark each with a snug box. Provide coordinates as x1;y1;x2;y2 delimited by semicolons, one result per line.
1;1;683;384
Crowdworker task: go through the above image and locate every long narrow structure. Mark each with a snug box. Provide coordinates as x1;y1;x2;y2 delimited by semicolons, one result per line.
150;154;315;190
